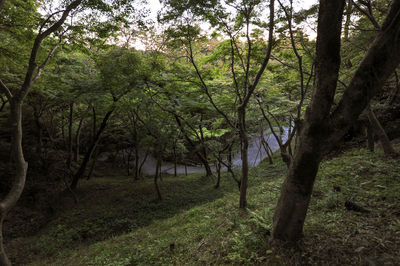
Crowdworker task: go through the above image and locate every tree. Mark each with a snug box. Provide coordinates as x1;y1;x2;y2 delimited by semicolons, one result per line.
271;0;400;242
0;0;83;263
70;47;147;189
161;0;275;208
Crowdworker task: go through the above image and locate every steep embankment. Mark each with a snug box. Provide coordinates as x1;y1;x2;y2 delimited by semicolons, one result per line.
6;140;400;265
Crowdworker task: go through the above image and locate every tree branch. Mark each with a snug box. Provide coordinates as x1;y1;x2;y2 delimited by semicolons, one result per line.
351;0;381;30
242;0;275;107
328;0;400;147
0;79;12;101
19;0;82;100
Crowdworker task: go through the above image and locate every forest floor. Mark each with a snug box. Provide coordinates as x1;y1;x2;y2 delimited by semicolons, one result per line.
6;140;400;265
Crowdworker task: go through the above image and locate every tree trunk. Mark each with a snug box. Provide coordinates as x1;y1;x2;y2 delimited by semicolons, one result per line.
174;115;212;177
159;160;163;182
272;122;324;240
272;0;345;241
0;217;9;266
366;121;375;152
138;151;149;178
238;107;249;209
134;147;139;180
74;105;90;162
173;144;177;177
154;155;162;201
0;101;28;266
0;96;7;112
67;102;74;169
272;0;400;241
86;149;99;180
215;160;221;189
70;109;114;189
367;105;397;155
0;2;82;262
261;136;273;164
344;0;353;41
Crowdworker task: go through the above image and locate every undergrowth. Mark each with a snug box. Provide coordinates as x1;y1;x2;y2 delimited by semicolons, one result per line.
6;143;400;265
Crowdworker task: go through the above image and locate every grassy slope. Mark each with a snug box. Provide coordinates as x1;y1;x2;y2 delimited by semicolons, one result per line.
7;142;400;265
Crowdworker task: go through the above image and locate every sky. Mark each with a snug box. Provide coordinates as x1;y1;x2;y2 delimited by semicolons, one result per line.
132;0;320;49
146;0;319;17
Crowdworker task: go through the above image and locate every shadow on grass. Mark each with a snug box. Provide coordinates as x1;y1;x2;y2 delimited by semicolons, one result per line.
8;172;238;264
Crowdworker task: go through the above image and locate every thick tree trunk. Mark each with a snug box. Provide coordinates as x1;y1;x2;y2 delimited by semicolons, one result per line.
272;122;324;240
238;108;249;209
0;101;28;266
367;105;397;155
0;2;82;263
272;0;345;241
272;0;400;242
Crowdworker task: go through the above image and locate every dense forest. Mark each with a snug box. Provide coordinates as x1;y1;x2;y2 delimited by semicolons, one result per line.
1;0;400;265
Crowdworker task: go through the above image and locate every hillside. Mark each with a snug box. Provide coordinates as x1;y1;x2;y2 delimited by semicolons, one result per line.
6;141;400;265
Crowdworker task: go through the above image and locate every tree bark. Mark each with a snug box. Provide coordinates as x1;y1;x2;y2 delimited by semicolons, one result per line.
272;0;346;241
215;160;221;189
272;0;400;242
367;105;397;155
238;107;249;208
154;154;162;201
0;101;28;266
